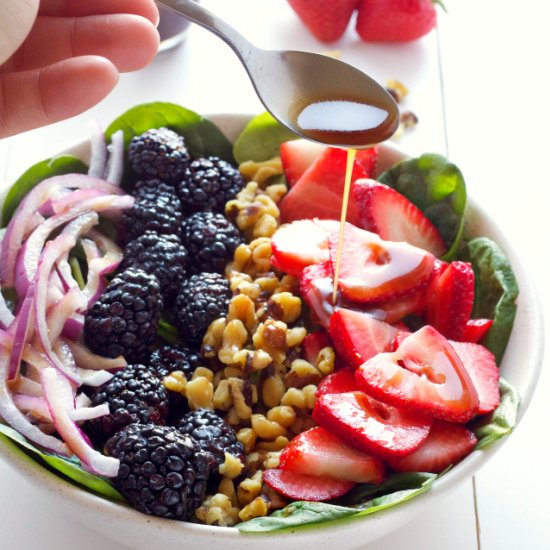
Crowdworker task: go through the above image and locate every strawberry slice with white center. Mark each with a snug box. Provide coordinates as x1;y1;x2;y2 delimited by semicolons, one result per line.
354;180;447;257
316;367;358;397
450;340;500;414
313;391;432;458
356;325;479;423
280;139;327;186
387;420;478;473
271;219;340;277
300;261;335;329
328;223;435;304
424;261;475;341
279;148;368;226
279;426;385;483
462;318;494;344
263;468;355;501
329;308;397;369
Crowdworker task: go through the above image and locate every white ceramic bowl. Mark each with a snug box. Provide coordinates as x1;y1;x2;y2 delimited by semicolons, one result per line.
0;114;544;550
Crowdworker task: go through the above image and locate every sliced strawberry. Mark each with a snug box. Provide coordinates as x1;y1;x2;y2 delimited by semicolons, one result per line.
263;468;354;501
300;261;334;329
328;223;435;304
279;148;368;226
287;0;359;42
329;308;397;369
271;219;340;277
375;288;427;324
313;391;432;458
354;180;447;257
316;367;358;397
450;341;500;414
424;261;475;341
280;139;326;186
463;319;494;344
302;330;332;366
280;426;385;483
355;147;378;177
387;421;477;474
356;325;479;423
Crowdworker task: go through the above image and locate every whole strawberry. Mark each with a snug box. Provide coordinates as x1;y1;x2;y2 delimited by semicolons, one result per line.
287;0;360;42
356;0;438;42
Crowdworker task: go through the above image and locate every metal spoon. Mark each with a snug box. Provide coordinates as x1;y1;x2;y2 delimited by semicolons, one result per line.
155;0;399;148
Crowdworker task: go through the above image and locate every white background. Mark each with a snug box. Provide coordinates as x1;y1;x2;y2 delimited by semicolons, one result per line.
0;1;549;548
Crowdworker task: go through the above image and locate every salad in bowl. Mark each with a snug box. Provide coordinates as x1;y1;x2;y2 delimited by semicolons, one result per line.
0;103;540;547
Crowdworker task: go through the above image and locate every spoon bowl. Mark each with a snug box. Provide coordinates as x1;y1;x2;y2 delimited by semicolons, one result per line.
156;0;399;148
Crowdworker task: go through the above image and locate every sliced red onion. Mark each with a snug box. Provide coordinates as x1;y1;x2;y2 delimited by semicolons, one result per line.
105;130;124;186
46;287;87;344
76;368;114;387
8;286;35;380
26;212;46;235
55;262;71;293
75;393;91;408
0;351;69;455
16;194;133;297
81;238;100;262
52;340;77;384
34;213;99;383
51;188;108;215
69;404;110;422
66;339;126;371
41;367;119;476
9;375;43;397
88;120;108;179
87;229;123;256
0;234;15;329
62;314;84;341
13;394;52;422
1;174;125;287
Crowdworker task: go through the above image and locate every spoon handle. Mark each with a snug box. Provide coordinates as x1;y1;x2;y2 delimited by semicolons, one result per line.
155;0;255;61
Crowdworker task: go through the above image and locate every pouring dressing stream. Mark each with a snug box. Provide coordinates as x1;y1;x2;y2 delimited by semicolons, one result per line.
155;0;400;298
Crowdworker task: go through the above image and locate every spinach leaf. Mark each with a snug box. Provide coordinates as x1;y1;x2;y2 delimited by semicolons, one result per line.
158;318;182;345
378;154;467;260
233;112;298;164
237;472;436;533
1;155;87;227
473;378;520;450
0;423;125;503
105;102;233;163
460;237;519;363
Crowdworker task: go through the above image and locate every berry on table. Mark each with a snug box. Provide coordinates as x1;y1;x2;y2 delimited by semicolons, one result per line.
83;268;163;361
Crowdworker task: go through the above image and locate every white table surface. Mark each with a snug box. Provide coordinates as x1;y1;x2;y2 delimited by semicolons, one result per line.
0;1;549;548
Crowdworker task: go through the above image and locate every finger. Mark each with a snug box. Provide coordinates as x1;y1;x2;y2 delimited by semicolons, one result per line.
0;56;118;138
3;14;159;73
39;0;159;26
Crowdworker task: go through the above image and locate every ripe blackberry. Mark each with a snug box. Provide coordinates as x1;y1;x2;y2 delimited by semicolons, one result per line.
149;344;204;380
87;364;169;443
177;157;245;213
128;128;190;183
83;268;163;361
131;179;179;203
177;409;245;466
175;273;231;346
105;423;216;520
181;212;243;274
118;197;183;245
120;231;188;300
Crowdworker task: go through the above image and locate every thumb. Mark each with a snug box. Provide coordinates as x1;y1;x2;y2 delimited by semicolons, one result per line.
0;0;40;64
0;56;119;138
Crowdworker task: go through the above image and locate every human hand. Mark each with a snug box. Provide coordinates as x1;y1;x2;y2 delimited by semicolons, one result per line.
0;0;160;138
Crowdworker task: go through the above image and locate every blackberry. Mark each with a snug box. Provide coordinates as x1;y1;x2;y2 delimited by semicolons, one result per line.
131;179;179;203
83;268;162;361
181;212;243;274
177;157;245;213
149;344;206;422
177;409;245;466
128;128;190;183
120;231;188;300
105;423;216;520
175;273;231;346
118;197;183;245
149;344;204;380
87;364;169;443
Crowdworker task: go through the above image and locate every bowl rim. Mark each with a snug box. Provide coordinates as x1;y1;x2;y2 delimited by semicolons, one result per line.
0;112;544;542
